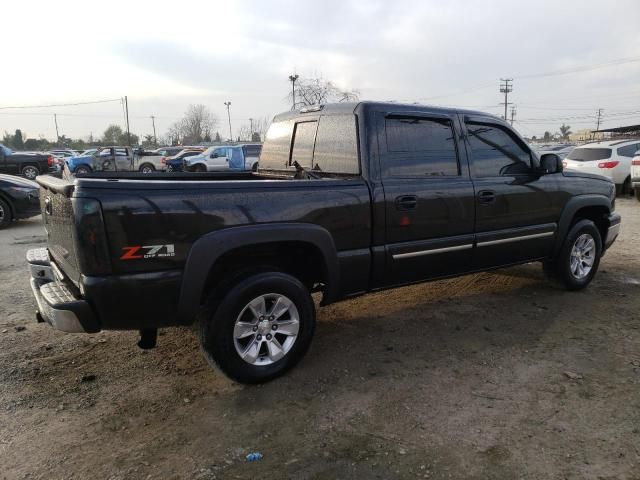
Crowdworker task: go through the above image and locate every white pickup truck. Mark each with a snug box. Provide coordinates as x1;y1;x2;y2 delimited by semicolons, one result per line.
183;144;262;172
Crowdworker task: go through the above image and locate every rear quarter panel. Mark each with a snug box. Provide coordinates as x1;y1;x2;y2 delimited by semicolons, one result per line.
75;178;372;275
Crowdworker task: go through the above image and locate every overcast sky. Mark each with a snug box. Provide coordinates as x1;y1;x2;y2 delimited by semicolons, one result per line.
2;0;639;142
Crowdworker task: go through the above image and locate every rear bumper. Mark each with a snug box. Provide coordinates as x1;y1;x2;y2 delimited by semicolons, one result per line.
27;248;100;333
604;212;621;251
26;247;183;332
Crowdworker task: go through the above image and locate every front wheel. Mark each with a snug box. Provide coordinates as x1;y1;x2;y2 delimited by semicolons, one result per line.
75;166;91;175
139;163;155;173
199;271;315;384
194;163;207;173
21;165;39;180
544;219;602;290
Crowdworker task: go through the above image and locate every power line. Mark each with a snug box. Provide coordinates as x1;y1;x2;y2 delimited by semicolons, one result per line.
0;98;122;110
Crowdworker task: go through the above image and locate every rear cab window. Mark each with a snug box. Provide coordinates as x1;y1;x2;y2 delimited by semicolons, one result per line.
260;114;360;176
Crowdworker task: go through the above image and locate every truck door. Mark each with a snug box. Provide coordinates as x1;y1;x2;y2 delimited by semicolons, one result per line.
206;147;230;170
462;116;559;268
379;111;476;285
97;148;116;171
114;148;133;171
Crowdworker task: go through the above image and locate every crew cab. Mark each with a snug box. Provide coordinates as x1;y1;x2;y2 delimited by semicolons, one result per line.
26;102;620;384
0;144;55;180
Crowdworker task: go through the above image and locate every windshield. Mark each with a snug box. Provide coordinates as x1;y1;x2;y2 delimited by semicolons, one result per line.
566;147;612;161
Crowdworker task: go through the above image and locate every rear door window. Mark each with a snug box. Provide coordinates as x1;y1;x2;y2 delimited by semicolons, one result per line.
383;116;459;177
566;148;612;161
617;144;640;157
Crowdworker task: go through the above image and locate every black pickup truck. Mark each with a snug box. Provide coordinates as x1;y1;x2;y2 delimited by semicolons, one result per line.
27;102;621;383
0;144;54;179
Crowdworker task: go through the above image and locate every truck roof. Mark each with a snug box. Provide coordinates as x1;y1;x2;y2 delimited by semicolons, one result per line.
273;101;501;122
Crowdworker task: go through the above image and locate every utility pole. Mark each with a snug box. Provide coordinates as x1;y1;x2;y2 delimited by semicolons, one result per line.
124;96;131;146
499;78;513;121
53;114;60;144
595;108;603;132
510;105;516;126
224;101;232;141
150;115;157;146
289;74;299;110
249;117;254;139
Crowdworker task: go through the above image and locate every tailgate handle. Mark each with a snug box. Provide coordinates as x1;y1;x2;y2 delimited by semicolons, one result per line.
44;196;52;215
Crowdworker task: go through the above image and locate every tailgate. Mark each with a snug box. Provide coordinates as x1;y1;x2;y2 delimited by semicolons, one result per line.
36;175;81;285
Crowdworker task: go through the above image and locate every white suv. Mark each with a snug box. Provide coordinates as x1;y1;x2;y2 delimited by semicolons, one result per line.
631;150;640;201
563;139;640;195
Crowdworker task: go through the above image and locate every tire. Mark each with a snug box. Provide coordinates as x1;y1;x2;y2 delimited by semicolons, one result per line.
622;176;632;196
251;162;259;172
544;219;602;291
139;163;155;173
635;189;640;202
21;165;39;180
195;163;207;173
75;166;91;175
0;197;12;229
198;271;316;384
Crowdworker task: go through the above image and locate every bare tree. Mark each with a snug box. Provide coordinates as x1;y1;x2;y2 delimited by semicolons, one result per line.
288;77;359;108
238;116;271;142
180;104;218;144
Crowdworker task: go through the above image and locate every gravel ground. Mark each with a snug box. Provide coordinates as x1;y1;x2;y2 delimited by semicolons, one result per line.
1;199;639;480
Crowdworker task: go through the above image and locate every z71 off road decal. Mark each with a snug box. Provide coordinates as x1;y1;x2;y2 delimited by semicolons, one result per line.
120;244;175;260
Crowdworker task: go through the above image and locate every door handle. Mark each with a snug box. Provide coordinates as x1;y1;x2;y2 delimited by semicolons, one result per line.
395;195;418;210
478;190;496;205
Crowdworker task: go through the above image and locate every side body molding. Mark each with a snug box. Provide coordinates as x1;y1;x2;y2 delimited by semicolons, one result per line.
177;223;340;323
553;195;611;256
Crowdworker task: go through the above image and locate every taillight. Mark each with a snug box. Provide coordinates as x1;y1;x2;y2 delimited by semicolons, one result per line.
161;157;167;164
598;161;619;169
632;158;640;166
562;160;567;168
47;155;54;166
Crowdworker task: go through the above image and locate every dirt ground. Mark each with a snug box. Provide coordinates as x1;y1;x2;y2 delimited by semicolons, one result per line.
1;199;639;480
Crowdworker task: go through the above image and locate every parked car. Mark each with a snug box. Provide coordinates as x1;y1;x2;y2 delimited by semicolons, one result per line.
183;144;262;172
0;174;40;229
48;150;76;159
66;147;134;174
0;143;55;179
563;139;640;195
630;150;640;201
26;101;620;384
136;146;187;172
536;145;575;160
163;148;205;172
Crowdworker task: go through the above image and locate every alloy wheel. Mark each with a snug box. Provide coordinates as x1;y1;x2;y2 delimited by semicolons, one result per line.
233;293;300;366
570;233;596;279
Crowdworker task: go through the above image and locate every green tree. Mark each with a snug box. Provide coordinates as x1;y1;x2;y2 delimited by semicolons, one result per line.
13;129;24;150
214;131;221;142
543;131;552;142
559;124;572;140
2;131;13;148
103;124;124;144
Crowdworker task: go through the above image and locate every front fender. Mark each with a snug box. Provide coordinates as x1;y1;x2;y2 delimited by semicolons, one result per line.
177;223;340;324
553;194;611;256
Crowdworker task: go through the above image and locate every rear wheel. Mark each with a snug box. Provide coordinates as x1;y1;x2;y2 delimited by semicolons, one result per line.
139;163;155;173
21;165;39;180
199;271;315;384
635;189;640;202
0;198;12;229
543;219;602;290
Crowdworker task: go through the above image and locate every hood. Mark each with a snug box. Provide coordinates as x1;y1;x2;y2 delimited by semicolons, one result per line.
0;174;39;188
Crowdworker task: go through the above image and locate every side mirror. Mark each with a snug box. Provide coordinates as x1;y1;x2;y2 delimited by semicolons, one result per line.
540;153;562;174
